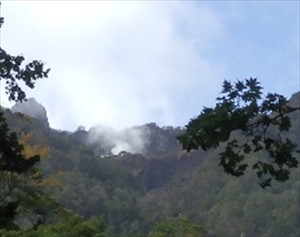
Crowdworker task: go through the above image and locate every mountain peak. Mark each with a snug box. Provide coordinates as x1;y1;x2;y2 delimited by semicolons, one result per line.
288;91;300;108
11;98;49;127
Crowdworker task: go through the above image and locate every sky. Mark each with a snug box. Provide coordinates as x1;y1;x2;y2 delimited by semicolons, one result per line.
0;1;299;132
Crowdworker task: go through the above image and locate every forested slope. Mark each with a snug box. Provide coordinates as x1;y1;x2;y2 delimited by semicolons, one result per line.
2;92;299;237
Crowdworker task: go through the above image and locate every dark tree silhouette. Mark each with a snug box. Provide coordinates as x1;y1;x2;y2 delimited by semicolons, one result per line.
0;47;49;229
178;78;300;188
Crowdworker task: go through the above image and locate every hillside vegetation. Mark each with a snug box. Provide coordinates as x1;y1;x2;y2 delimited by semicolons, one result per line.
1;92;299;237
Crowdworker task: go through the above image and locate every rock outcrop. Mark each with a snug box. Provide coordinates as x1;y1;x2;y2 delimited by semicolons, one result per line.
11;98;49;127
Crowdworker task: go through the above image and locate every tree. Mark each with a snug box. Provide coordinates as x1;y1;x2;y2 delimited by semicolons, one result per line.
178;78;300;188
0;48;50;102
148;214;207;237
0;215;106;237
0;47;50;229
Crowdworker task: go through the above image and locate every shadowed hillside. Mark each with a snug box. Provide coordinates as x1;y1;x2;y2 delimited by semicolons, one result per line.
2;91;299;237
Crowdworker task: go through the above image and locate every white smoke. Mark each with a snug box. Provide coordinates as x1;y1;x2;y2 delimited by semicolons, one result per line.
87;124;149;155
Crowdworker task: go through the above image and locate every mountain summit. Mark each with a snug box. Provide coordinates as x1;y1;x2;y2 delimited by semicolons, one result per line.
11;98;49;127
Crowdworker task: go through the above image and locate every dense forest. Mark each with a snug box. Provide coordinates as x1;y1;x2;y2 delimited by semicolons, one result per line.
1;91;299;237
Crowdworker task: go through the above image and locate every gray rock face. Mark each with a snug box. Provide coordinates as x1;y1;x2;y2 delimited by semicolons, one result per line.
288;91;300;108
11;98;49;127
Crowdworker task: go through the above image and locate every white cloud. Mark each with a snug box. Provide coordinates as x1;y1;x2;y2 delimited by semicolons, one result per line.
2;1;225;131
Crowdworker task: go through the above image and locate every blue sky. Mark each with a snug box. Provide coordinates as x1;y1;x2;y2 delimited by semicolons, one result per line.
0;1;299;131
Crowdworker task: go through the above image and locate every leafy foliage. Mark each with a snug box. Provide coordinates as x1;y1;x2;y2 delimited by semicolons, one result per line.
0;215;106;237
0;113;39;174
178;78;300;188
1;44;299;236
149;215;207;237
0;48;50;102
2;102;300;236
0;47;50;230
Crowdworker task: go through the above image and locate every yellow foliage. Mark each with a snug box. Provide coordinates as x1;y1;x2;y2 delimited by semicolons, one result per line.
36;177;64;189
0;132;63;205
15;112;33;123
19;132;50;159
29;170;42;180
19;133;63;188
